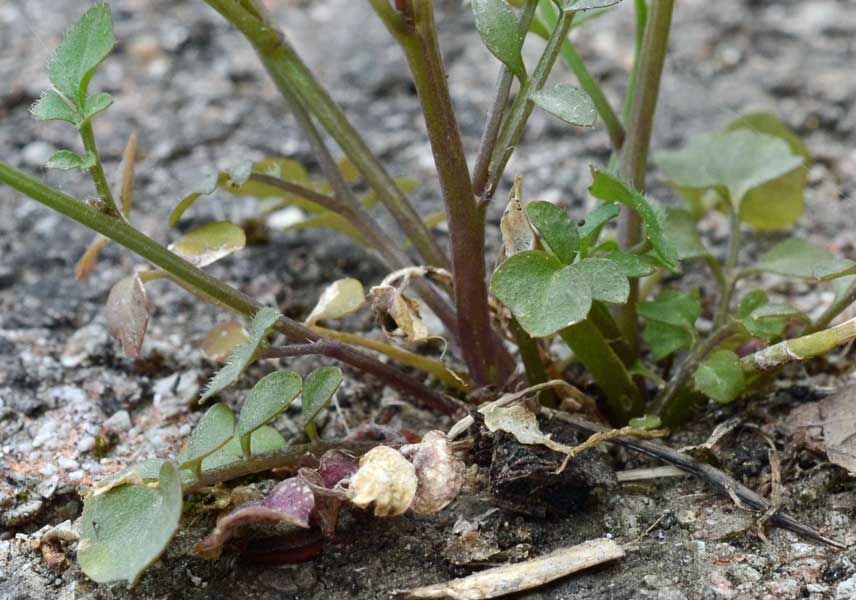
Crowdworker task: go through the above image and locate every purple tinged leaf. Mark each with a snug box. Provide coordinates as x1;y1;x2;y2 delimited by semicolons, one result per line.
317;450;359;489
196;476;314;560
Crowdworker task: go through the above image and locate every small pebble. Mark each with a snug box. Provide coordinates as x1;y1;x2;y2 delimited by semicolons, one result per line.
103;410;132;432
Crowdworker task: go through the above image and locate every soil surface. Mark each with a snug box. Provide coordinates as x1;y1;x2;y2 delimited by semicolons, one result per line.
1;1;856;598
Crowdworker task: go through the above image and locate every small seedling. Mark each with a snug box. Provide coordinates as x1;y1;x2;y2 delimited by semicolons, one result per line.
1;0;853;586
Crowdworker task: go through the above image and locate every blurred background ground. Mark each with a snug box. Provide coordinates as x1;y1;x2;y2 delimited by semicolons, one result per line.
1;1;855;598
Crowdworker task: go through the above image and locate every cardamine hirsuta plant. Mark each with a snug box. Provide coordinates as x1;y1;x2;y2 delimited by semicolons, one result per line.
2;0;854;585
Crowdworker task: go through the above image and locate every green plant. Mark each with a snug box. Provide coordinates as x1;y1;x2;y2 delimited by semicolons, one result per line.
2;0;855;586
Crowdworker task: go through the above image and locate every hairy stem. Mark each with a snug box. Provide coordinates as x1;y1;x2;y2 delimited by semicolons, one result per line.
472;0;539;196
205;0;448;270
560;319;644;423
612;0;675;355
371;0;514;386
0;160;451;413
79;121;121;218
713;209;742;329
741;318;856;376
621;0;649;126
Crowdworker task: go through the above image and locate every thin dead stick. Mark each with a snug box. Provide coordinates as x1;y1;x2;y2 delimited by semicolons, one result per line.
390;538;624;600
542;408;847;549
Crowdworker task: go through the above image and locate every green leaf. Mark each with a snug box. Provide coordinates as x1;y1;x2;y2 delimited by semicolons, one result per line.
201;307;281;402
526;201;580;263
80;92;113;125
663;208;709;260
598;251;655;278
78;461;182;585
284;211;369;246
754;239;833;279
168;222;246;268
654;130;803;225
48;4;115;107
724;112;810;231
46;149;96;171
812;258;856;281
361;178;419;210
693;350;745;404
237;371;302;443
472;0;527;81
737;290;785;341
640;289;700;360
301;367;344;437
575;257;629;304
833;276;856;306
30;91;80;124
578;202;621;253
555;0;623;11
305;278;366;326
629;414;662;431
181;403;236;469
589;167;679;272
201;426;287;472
491;250;592;337
531;84;597;127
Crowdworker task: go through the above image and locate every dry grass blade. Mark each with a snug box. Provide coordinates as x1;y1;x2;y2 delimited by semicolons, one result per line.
390;538;624;599
118;130;137;216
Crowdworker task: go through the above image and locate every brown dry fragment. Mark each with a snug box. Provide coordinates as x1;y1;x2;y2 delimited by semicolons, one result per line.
402;431;464;515
369;285;430;343
105;274;150;357
391;538;624;599
348;446;417;517
820;389;856;474
496;175;535;266
201;320;249;362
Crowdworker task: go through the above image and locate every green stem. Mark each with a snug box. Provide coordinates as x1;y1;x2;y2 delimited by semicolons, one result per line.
510;317;557;407
810;280;856;333
371;0;513;386
653;322;739;416
713;209;742;329
560;319;644;423
612;0;675;355
621;0;649;126
186;440;379;492
484;9;576;199
204;0;448;270
79;121;121;218
741;318;856;376
472;0;539;196
535;0;625;151
0;160;452;413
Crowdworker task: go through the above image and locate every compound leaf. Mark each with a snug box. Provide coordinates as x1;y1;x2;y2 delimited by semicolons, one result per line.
491;250;592;337
31;90;80;124
182;403;236;470
46;149;96;171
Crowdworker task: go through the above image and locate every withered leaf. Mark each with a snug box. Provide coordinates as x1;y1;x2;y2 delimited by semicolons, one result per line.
348;446;417;517
402;431;464;515
105;274;150;357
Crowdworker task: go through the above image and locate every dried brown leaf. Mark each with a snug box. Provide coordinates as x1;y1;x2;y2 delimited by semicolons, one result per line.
201;320;250;362
369;285;430;344
348;446;417;517
105;274;150;357
74;236;111;280
402;431;464;515
820;390;856;474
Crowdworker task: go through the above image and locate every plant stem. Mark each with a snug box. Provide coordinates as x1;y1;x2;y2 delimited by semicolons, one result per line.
484;9;576;199
653;322;739;416
534;0;625;151
263;342;459;414
621;0;649;126
79;121;121;218
252;174;459;334
204;0;448;270
0;160;451;413
310;325;471;392
713;209;742;329
560;319;644;423
741;318;856;376
612;0;675;355
809;279;856;333
472;0;539;196
186;440;380;492
371;0;514;386
509;317;557;407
